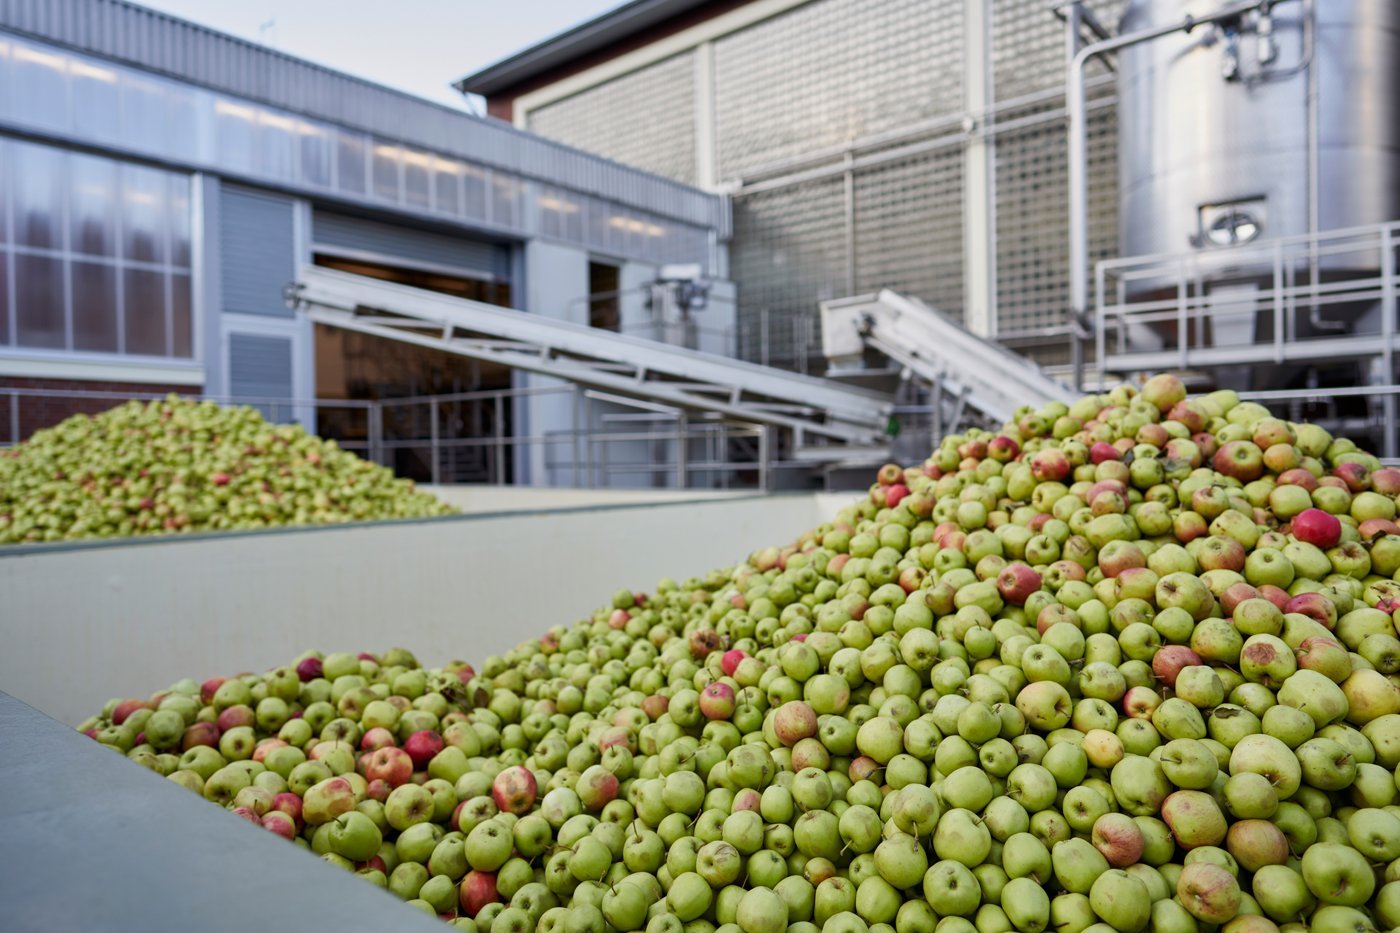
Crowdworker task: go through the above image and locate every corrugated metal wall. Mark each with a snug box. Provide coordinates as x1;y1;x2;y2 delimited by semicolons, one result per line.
219;186;295;319
227;332;293;409
311;211;510;280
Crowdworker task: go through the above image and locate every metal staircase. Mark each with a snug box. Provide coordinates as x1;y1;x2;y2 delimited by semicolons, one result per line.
289;267;894;460
820;290;1075;425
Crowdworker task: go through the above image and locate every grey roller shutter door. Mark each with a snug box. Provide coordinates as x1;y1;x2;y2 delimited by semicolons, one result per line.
228;333;294;420
220;186;296;319
312;210;510;280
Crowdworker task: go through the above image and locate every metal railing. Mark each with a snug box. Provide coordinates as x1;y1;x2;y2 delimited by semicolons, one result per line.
0;384;780;491
1094;220;1400;384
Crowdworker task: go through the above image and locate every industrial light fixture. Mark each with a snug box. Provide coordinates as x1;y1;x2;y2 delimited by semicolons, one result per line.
1206;208;1262;246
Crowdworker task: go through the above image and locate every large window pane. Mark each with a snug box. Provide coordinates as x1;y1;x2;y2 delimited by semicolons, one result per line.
69;153;118;257
463;166;488;220
15;254;66;349
216;99;257;174
336;132;367;195
168;175;192;268
404;149;431;209
12;141;65;250
300;123;332;188
10;44;68;133
121;164;168;264
171;273;192;358
372;142;402;202
167;86;201;162
123;267;166;356
122;74;169;155
72;261;118;352
0;252;9;345
71;59;120;143
433;159;462;216
257;111;297;180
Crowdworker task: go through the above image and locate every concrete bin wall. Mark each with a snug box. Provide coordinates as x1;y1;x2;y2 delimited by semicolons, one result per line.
1;492;850;725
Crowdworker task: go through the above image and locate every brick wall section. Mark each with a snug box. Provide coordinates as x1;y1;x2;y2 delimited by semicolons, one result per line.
0;378;203;444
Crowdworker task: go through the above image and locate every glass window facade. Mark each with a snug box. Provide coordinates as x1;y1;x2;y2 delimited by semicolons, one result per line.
0;137;194;359
0;31;716;272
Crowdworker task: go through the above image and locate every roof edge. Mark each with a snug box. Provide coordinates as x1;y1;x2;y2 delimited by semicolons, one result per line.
455;0;713;96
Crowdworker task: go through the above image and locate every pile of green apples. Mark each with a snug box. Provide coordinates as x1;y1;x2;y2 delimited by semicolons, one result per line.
0;395;454;544
82;374;1400;933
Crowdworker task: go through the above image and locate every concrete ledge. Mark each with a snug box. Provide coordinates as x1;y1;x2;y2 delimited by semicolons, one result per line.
2;493;838;724
0;691;444;933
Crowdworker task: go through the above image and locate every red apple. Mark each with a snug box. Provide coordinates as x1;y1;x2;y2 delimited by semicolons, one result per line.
1292;508;1342;549
403;730;444;770
491;766;538;815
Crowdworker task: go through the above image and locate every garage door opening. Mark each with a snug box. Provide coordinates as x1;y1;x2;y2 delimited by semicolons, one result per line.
312;252;516;484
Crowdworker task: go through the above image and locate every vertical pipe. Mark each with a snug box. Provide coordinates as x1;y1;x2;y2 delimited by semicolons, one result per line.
9;390;18;445
1382;227;1396;459
1066;1;1086;389
843;153;856;297
963;0;996;338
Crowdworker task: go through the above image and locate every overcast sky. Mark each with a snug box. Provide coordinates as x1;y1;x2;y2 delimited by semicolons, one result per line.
135;0;627;111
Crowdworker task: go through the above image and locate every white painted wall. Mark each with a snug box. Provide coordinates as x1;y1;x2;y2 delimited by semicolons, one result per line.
1;493;843;725
422;485;749;511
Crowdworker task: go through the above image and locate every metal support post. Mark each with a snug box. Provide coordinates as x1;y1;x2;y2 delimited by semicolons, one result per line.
429;397;441;486
676;412;688;489
571;386;582;488
493;394;505;486
758;427;771;492
963;0;996;339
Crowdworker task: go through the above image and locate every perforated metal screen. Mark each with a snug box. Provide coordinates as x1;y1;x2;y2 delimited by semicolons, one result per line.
528;53;698;185
713;0;962;178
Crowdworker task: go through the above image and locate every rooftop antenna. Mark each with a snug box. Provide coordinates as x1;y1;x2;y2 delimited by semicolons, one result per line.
257;18;277;47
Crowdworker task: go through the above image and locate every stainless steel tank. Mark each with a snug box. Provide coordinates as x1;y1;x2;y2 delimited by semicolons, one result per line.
1117;0;1400;260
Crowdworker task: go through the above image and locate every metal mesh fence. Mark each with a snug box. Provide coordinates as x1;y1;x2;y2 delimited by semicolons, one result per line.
528;52;698;185
713;0;961;178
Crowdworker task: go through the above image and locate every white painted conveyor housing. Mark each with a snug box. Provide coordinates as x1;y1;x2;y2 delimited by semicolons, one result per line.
821;290;1075;425
291;267;892;448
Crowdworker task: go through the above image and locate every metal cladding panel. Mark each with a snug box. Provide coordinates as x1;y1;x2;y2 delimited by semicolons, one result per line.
994;99;1119;333
529;52;697;186
731;177;847;365
219;186;295;318
311;211;510;280
227;332;293;406
0;0;728;233
713;0;961;178
992;0;1123;101
853;150;965;323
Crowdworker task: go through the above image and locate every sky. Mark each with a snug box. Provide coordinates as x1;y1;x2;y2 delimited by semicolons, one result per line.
134;0;628;112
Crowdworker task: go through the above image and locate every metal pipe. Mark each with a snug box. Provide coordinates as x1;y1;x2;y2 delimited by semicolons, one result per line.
1068;0;1272;384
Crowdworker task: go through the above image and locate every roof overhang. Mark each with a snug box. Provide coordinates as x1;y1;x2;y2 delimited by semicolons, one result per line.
455;0;714;97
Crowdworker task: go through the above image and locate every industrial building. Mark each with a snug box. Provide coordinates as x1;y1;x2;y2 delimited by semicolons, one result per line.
0;0;735;485
461;0;1400;455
